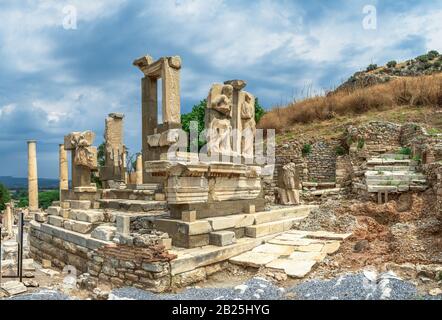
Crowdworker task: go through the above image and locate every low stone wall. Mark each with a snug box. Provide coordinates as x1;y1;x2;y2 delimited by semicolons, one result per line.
29;225;90;273
423;163;442;216
345;121;402;155
276;139;341;183
87;245;174;293
28;221;230;293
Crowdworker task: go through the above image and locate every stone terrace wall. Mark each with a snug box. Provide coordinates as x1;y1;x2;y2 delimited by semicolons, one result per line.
345;121;402;156
276;139;341;183
423;163;442;218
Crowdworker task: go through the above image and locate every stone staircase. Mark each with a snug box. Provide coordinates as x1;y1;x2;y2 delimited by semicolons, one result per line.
154;205;317;248
44;200;115;239
364;153;428;194
99;183;167;212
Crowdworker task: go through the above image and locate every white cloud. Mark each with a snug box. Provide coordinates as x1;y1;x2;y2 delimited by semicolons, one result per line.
0;0;127;73
0;104;16;118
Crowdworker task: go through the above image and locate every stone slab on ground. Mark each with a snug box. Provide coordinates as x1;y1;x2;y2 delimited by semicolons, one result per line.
288;251;327;262
230;251;280;268
321;241;341;254
287;230;352;241
252;243;295;256
1;281;28;296
266;259;317;278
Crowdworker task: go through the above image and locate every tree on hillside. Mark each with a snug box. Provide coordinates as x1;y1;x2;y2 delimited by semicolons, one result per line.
39;190;59;210
0;183;11;211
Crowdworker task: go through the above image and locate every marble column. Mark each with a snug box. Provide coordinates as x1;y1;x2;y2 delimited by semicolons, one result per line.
4;203;13;235
136;154;143;185
27;140;39;211
59;144;69;200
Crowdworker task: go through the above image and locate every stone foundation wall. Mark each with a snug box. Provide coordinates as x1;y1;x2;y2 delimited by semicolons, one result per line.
28;222;230;293
29;226;90;273
87;245;173;293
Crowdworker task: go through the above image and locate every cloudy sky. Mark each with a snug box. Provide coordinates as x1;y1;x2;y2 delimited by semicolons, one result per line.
0;0;441;179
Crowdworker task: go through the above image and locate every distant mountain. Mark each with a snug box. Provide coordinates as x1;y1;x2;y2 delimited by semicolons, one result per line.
0;176;59;190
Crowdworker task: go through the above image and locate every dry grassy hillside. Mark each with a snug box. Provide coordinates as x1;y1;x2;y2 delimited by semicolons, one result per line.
259;73;442;135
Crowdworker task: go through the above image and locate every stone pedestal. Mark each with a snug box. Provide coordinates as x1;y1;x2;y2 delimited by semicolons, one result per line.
27;140;39;212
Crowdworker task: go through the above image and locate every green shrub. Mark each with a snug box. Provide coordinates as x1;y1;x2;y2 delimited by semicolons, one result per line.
366;64;378;72
357;138;365;149
39;190;60;210
399;147;412;156
433;61;441;68
428;50;439;60
387;60;397;68
0;183;11;211
416;54;429;63
335;146;346;156
302;144;312;156
413;155;422;162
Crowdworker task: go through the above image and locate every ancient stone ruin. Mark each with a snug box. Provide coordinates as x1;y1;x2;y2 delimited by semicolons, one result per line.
23;54;442;295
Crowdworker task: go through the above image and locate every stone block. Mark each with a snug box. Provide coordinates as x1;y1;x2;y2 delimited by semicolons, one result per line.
155;219;212;236
209;231;236;247
116;215;131;235
229;251;279;268
63;220;74;231
69;200;91;210
244;204;256;214
91;226;116;241
181;210;197;223
158;238;172;250
64;131;95;149
206;214;254;231
71;221;94;234
59;209;70;219
73;210;104;223
266;259;317;278
60;202;70;209
48;215;64;228
46;206;61;216
154;193;166;201
34;212;47;223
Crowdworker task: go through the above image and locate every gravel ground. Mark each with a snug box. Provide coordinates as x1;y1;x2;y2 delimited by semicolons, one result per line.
290;271;424;300
6;289;71;300
110;277;285;300
3;272;441;300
